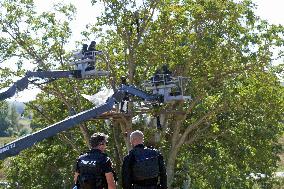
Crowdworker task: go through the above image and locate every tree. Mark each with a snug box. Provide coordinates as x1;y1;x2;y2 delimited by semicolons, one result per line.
8;104;19;134
89;0;284;187
0;0;283;188
0;102;20;137
0;101;11;137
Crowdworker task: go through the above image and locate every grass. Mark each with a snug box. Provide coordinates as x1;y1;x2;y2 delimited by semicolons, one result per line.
0;137;15;147
18;118;31;127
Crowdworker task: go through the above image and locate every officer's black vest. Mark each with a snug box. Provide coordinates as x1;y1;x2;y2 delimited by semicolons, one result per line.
77;150;108;188
130;147;159;181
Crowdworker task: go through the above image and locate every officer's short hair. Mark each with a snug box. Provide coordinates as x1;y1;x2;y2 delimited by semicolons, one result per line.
89;133;108;148
130;130;144;142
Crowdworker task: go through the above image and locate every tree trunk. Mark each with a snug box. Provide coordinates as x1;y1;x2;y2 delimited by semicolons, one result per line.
111;121;124;187
119;116;132;151
112;121;123;164
166;146;179;188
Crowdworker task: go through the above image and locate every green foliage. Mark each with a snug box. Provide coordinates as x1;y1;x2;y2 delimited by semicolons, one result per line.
89;0;283;187
8;104;19;135
5;138;77;189
0;0;283;188
0;0;75;74
0;101;11;137
0;102;22;137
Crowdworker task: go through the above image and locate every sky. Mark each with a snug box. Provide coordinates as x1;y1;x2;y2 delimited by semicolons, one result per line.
34;0;284;48
34;0;103;49
252;0;284;25
4;0;284;102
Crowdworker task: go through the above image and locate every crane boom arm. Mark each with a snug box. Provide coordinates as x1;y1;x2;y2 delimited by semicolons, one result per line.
0;97;116;160
0;86;159;160
0;70;81;101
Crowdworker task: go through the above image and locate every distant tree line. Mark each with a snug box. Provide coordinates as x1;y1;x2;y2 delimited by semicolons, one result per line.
0;101;30;137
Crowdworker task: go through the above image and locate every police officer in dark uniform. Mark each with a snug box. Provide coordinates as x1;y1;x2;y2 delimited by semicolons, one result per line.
74;133;116;189
122;130;167;189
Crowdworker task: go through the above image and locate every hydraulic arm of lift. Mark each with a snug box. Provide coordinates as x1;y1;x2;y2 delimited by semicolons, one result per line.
0;41;107;101
0;85;161;160
0;70;82;101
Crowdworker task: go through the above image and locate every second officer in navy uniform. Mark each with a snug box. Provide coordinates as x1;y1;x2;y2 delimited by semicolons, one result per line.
74;133;116;189
122;130;167;189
